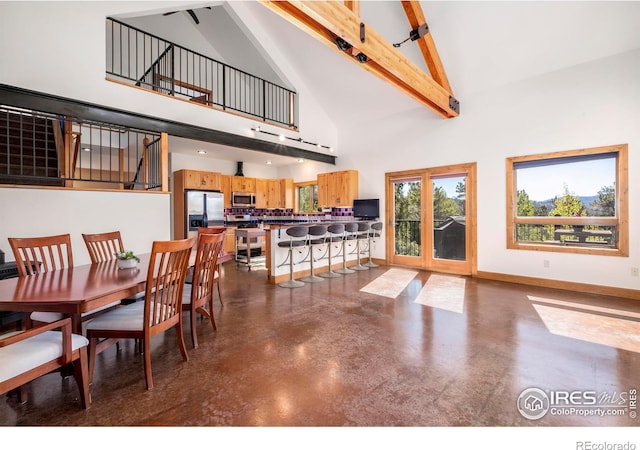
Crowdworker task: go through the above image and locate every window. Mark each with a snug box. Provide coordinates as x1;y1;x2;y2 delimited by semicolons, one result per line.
296;182;318;213
506;144;628;256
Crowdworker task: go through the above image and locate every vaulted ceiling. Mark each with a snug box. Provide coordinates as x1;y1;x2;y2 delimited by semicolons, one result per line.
120;1;640;166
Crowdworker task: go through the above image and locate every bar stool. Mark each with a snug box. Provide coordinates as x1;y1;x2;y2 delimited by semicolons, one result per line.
351;221;370;271
335;222;358;274
364;222;383;268
277;226;309;288
319;223;344;278
301;225;327;283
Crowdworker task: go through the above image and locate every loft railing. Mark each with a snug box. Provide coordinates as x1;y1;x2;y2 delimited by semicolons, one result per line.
106;18;297;129
0;105;165;191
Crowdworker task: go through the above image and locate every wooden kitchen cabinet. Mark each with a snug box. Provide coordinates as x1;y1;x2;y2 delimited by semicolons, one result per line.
317;170;358;207
181;169;221;190
255;178;269;208
231;176;256;193
223;227;236;255
221;175;232;208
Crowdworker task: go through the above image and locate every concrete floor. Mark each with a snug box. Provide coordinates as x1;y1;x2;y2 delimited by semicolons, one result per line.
1;262;640;428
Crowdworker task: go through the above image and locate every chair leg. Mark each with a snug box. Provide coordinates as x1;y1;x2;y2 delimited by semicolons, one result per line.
320;242;342;278
143;338;153;390
364;236;379;267
88;336;98;384
73;347;91;409
190;306;199;349
279;247;305;288
352;239;369;271
18;385;28;404
301;245;324;283
216;279;223;305
335;240;355;274
176;320;189;363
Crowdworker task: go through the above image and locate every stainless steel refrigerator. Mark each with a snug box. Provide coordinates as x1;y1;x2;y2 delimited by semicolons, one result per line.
185;190;224;238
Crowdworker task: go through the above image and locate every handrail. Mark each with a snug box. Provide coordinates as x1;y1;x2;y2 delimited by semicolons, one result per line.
136;44;174;88
106;17;297;128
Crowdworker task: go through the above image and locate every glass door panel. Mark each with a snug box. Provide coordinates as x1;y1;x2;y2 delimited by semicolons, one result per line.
387;175;425;268
432;174;467;261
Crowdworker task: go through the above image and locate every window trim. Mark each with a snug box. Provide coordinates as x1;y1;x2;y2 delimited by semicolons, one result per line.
506;144;628;256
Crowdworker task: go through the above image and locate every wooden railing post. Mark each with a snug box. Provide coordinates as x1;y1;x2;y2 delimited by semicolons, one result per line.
160;133;169;192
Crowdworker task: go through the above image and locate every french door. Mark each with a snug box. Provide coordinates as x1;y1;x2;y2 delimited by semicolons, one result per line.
385;163;476;275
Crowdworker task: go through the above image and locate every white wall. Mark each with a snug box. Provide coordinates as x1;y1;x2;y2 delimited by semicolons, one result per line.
0;188;170;266
0;1;337;156
338;49;640;290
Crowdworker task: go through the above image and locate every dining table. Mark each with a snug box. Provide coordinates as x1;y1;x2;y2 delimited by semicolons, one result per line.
0;254;154;334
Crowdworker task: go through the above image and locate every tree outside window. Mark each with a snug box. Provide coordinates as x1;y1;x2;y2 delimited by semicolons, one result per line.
507;144;628;256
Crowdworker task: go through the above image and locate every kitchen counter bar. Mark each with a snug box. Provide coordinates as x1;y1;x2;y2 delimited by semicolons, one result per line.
264;220;376;284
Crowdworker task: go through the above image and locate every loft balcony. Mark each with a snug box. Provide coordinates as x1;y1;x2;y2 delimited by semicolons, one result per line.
106;18;297;129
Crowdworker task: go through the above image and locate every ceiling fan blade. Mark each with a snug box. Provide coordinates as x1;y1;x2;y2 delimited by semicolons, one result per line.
162;11;177;16
187;10;200;25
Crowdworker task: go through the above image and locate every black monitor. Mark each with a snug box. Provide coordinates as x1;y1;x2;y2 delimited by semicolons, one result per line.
353;198;380;220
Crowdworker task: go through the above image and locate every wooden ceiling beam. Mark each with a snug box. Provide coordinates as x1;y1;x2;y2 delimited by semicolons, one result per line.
400;0;452;93
259;0;458;119
343;1;360;16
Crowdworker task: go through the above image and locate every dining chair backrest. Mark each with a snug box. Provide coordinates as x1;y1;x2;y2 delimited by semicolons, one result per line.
144;238;194;332
197;227;226;235
192;232;226;300
82;231;125;263
8;234;73;277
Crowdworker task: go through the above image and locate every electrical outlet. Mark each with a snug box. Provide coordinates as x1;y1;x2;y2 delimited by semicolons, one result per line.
631;267;639;277
543;260;550;268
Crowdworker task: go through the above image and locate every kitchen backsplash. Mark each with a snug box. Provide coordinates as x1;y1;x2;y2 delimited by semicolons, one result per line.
225;207;353;218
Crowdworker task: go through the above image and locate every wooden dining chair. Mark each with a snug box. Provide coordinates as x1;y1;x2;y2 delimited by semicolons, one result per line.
8;233;73;277
82;230;144;304
82;231;125;263
0;317;91;409
8;234;74;325
86;238;195;390
182;232;225;349
196;227;227;305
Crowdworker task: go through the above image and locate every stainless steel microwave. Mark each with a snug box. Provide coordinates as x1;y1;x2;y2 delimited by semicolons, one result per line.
232;192;256;207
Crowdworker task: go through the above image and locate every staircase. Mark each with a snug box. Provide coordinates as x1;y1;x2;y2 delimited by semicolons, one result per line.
0;109;63;187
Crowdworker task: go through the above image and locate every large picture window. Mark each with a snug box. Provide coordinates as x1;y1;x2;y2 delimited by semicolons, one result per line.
506;144;628;256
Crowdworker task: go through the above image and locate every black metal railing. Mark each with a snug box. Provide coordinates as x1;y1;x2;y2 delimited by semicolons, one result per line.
515;224;617;247
0;106;61;186
0;105;162;190
106;18;297;128
395;219;421;256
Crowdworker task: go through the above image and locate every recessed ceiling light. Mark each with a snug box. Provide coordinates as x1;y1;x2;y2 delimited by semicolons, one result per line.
266;160;272;165
197;150;206;155
279;134;285;142
297;159;304;163
329;147;334;153
83;147;91;152
255;126;261;132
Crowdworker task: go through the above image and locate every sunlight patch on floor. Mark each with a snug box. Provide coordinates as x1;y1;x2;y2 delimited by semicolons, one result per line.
528;295;640;320
359;268;418;299
414;274;466;313
532;303;640;353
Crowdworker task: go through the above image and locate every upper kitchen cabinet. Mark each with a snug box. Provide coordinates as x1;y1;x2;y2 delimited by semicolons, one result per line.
179;169;221;191
221;175;232;208
255;178;269;209
278;178;294;209
317;170;358;207
255;178;294;209
231;176;256;193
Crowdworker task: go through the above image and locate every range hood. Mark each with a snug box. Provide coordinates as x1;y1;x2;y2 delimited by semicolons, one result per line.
235;161;244;177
